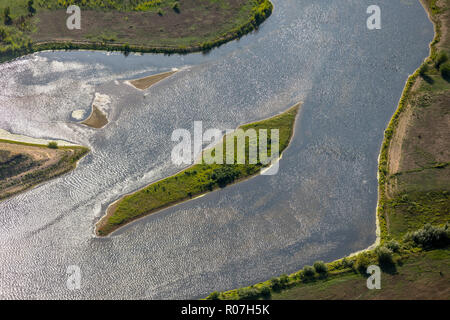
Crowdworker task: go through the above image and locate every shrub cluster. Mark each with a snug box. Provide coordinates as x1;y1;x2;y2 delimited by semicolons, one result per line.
404;223;450;248
355;252;371;273
440;61;450;80
375;246;394;265
435;51;448;69
385;240;400;252
211;165;240;187
302;265;315;278
313;261;328;274
47;142;58;149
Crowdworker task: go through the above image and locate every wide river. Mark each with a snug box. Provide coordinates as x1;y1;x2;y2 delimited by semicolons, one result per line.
0;0;433;299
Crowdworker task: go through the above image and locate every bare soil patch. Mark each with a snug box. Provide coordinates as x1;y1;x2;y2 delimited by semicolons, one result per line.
82;105;108;128
129;70;177;90
33;0;257;48
0;142;89;200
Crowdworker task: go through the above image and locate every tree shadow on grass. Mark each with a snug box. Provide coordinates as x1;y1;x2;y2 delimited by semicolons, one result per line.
420;73;435;84
380;262;398;275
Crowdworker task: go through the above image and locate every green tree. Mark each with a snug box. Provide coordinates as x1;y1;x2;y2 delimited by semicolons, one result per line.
3;7;12;25
435;51;448;69
47;142;58;149
355;252;370;273
302;265;315;278
206;291;220;300
440;61;450;80
418;63;429;77
28;0;36;16
375;246;394;265
313;261;328;275
172;2;180;13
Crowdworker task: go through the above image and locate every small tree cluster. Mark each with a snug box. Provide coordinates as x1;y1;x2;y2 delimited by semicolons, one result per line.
47;142;58;149
28;0;36;16
355;252;370;273
385;240;400;252
172;1;180;13
313;261;328;275
404;223;449;248
375;246;394;265
302;265;315;279
435;51;448;69
440;61;450;80
3;7;12;25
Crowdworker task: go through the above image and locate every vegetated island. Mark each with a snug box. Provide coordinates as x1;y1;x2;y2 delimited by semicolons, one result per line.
0;0;273;63
205;0;450;301
0;139;89;200
96;102;300;236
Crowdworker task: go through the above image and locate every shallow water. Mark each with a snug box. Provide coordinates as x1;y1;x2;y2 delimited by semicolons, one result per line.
0;0;433;299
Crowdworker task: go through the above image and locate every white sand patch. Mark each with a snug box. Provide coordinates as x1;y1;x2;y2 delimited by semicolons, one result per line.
0;129;79;147
71;109;86;120
92;93;111;113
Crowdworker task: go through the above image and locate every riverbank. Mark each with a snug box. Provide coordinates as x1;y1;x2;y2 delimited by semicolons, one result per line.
0;139;89;200
96;102;300;236
0;0;273;63
206;0;450;300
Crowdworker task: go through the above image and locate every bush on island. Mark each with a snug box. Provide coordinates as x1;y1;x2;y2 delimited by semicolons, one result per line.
302;265;315;278
313;261;328;275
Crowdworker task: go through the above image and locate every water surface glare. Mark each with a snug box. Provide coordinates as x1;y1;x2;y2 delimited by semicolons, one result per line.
0;0;432;299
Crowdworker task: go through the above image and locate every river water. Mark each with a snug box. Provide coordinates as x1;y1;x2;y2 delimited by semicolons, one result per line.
0;0;432;299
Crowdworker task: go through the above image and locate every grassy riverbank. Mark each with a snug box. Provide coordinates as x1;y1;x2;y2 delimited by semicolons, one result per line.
96;103;300;236
206;0;450;300
0;140;89;200
0;0;272;62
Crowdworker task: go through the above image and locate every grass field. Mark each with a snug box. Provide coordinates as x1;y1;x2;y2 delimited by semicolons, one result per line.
271;249;449;300
205;0;450;300
96;103;300;236
0;0;273;62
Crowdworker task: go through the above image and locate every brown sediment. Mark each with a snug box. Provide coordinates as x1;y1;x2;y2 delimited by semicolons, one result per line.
81;105;108;129
128;71;177;90
385;1;450;198
0;141;89;200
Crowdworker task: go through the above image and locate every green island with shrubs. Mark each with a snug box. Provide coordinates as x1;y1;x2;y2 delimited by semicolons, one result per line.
206;0;450;300
0;0;273;62
96;103;300;236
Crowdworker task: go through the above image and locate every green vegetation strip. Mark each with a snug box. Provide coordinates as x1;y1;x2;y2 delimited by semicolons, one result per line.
96;103;300;236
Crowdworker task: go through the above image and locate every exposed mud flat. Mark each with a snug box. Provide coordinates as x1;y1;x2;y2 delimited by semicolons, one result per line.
127;70;178;90
0;129;78;147
81;93;111;129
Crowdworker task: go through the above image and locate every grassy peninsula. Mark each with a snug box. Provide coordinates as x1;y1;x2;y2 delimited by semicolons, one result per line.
0;140;89;200
206;0;450;300
0;0;273;62
96;103;300;236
